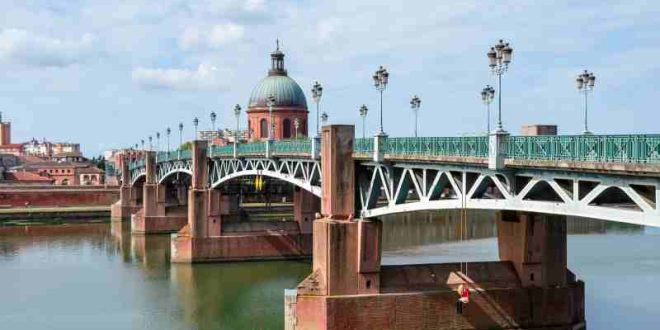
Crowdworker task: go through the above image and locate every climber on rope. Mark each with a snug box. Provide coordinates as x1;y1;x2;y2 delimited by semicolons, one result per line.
455;284;470;314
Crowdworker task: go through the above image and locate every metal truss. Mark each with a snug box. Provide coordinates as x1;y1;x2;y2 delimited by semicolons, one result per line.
157;159;193;183
130;167;146;185
209;158;322;196
358;161;660;227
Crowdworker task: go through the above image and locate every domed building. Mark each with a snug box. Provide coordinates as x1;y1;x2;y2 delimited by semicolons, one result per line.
247;43;308;140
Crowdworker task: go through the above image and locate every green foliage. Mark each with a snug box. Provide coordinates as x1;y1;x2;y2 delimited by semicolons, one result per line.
179;142;193;150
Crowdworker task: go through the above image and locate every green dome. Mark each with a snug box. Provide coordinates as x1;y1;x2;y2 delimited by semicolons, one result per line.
248;75;308;109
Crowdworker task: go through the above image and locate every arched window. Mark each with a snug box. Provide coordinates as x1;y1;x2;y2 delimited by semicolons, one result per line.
260;119;268;138
283;118;292;139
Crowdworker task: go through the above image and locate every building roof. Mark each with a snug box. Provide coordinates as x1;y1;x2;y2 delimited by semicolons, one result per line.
76;166;104;174
247;45;307;110
0;143;23;149
4;171;54;182
248;75;308;109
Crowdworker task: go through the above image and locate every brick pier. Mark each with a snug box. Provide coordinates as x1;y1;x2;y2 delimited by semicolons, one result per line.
289;125;585;330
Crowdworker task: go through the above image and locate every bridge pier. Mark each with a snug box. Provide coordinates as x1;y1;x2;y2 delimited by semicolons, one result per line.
131;151;187;234
171;140;312;263
289;125;585;330
294;187;320;234
111;154;140;221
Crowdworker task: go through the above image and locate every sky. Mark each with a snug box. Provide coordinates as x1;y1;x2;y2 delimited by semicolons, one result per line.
0;0;659;156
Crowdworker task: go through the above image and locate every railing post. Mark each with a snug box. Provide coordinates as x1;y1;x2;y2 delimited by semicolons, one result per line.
489;131;509;169
265;139;273;158
373;133;387;162
311;136;320;160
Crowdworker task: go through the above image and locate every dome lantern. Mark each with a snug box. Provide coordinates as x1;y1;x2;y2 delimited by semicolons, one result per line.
269;39;287;76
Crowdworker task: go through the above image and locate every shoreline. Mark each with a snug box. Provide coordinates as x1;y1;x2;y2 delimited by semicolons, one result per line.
0;206;110;223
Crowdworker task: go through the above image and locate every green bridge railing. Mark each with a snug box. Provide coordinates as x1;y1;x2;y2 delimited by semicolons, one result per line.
384;137;489;158
129;134;660;170
506;134;660;163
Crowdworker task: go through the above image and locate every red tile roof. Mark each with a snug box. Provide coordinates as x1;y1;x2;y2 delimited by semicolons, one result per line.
4;171;54;182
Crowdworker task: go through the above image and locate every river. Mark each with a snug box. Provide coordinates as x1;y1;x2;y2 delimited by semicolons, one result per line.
0;211;658;329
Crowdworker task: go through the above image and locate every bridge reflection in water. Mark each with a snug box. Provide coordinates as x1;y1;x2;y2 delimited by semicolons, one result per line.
0;213;650;329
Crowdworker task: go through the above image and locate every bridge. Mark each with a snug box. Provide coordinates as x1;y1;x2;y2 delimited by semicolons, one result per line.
111;127;660;329
124;133;660;227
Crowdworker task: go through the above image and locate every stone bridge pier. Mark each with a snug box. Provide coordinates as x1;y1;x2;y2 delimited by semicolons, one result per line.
111;154;140;221
131;151;187;234
289;125;585;330
171;140;313;263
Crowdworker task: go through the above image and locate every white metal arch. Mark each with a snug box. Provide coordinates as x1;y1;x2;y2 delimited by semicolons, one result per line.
208;157;321;197
157;168;193;185
358;162;660;227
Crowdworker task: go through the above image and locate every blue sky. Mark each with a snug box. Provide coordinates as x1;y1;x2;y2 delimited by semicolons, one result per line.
0;0;659;156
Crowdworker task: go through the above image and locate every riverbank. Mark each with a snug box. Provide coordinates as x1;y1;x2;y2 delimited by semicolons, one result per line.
0;206;110;223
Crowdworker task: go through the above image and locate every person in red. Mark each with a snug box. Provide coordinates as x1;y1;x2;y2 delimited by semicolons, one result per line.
456;284;470;314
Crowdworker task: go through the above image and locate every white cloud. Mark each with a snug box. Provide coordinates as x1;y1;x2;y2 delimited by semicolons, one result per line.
244;0;265;11
131;63;232;91
178;23;245;50
0;29;97;67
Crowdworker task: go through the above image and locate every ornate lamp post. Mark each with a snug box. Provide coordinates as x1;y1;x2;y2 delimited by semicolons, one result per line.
166;127;171;153
373;66;389;135
487;39;513;133
359;105;368;139
410;95;421;137
210;111;217;133
178;122;183;149
156;132;160;152
193;117;199;140
576;70;596;135
294;118;300;139
233;104;241;143
141;139;145;150
148;135;153;151
266;95;276;141
481;85;495;133
311;81;323;137
321;112;328;124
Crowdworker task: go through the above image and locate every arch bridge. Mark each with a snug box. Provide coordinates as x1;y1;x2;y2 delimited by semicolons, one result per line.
124;132;660;227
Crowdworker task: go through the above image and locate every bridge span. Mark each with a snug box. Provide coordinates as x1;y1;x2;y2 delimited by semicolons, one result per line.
125;132;660;227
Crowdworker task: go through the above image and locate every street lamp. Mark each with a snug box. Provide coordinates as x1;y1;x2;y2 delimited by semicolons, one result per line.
294;118;300;139
576;70;596;135
321;112;328;124
266;95;276;141
233;104;241;143
373;66;389;135
156;132;160;152
311;81;323;137
178;122;183;149
210;111;217;133
481;85;495;133
487;39;513;133
410;95;421;137
166;127;171;153
359;104;368;139
141;139;145;150
193;117;199;139
148;135;153;151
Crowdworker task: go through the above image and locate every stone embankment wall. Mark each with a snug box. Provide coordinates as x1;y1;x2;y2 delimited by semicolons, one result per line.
0;185;119;207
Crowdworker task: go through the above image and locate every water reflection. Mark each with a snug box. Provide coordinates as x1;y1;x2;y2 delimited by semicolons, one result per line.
380;210;643;251
0;212;652;330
